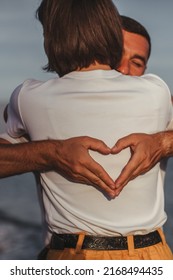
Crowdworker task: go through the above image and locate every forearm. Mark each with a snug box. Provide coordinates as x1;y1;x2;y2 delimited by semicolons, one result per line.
157;131;173;157
0;136;116;198
0;140;58;178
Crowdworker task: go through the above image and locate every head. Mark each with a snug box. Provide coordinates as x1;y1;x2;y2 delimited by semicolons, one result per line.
117;15;151;76
36;0;123;77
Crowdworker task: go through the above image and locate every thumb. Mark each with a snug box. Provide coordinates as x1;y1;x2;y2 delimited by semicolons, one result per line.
111;135;133;154
87;138;111;155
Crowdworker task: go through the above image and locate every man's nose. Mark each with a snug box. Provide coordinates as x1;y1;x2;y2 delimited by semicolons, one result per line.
117;62;129;75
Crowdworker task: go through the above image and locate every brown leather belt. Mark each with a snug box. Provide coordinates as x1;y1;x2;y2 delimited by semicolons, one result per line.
50;230;162;250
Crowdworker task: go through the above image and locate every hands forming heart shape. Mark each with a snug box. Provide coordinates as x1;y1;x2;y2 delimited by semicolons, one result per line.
57;133;162;199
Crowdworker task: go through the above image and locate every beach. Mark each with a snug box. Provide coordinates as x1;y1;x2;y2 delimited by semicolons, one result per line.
0;103;173;259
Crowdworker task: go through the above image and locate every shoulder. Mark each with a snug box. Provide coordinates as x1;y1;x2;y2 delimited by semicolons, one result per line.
140;73;170;92
17;77;60;91
118;73;172;108
10;79;43;99
125;73;171;99
117;72;170;95
140;74;172;108
10;77;61;100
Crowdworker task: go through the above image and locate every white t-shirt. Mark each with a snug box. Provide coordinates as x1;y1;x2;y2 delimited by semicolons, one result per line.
6;69;173;237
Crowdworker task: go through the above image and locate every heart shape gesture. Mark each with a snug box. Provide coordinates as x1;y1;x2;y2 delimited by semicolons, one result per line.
53;133;163;199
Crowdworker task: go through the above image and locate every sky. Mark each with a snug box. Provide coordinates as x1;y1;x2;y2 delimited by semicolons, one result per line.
0;0;173;103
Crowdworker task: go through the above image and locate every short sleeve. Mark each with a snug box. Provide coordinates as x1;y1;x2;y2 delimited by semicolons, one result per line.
6;84;27;138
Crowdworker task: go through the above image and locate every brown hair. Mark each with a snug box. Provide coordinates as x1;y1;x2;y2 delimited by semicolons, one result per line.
36;0;123;76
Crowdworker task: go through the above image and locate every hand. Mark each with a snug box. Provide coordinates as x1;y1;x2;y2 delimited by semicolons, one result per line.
50;136;117;198
111;133;165;195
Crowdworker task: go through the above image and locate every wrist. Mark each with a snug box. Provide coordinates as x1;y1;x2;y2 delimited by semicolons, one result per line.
41;139;62;170
156;131;173;157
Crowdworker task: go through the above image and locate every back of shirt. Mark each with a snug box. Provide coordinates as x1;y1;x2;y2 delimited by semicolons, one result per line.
7;70;173;237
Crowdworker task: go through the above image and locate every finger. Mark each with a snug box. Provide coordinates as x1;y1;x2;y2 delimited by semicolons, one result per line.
87;159;115;190
68;153;117;194
73;168;117;199
111;135;134;154
88;175;118;199
81;156;118;197
113;164;145;197
114;153;142;188
85;137;111;155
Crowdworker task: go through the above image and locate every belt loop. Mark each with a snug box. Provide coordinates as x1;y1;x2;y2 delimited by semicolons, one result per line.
75;232;86;253
127;235;135;256
157;228;166;245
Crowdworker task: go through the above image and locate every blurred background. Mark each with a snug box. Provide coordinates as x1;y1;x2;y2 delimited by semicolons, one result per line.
0;0;173;259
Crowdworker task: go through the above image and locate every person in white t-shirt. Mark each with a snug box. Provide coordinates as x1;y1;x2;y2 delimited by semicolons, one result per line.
0;15;152;197
1;0;173;259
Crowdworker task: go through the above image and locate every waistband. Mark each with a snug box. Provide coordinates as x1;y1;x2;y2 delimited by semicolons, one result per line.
50;230;162;250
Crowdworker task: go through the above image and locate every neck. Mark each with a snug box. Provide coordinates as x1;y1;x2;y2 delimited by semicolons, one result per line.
79;61;111;71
